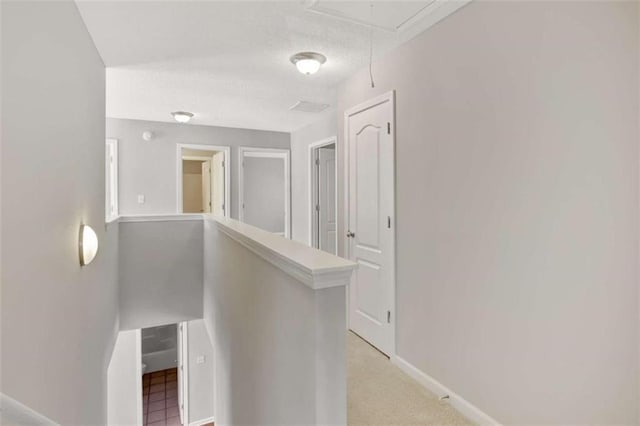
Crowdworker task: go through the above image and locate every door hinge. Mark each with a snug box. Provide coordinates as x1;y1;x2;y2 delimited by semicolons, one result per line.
387;122;391;134
222;160;225;168
315;158;319;166
387;310;391;323
315;204;320;212
222;204;225;211
387;216;391;229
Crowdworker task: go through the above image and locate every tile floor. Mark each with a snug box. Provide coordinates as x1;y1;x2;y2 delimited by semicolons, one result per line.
142;368;181;426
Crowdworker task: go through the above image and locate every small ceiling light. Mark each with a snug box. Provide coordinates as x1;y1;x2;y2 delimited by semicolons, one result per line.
79;224;98;266
290;52;327;75
142;131;154;141
171;111;194;123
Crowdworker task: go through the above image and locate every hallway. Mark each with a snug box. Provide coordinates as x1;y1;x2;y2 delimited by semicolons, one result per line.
348;332;470;425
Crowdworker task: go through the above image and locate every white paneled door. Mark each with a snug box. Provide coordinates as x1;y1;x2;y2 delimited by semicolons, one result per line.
318;147;337;254
201;160;212;213
211;152;225;216
346;91;395;356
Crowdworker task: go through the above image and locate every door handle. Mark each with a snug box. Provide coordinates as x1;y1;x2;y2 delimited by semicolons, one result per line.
346;231;355;238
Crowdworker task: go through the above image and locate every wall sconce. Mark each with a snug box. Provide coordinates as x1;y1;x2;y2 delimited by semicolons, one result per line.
142;131;154;141
79;224;98;266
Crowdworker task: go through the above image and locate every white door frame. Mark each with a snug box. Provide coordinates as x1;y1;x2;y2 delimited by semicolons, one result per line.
105;138;119;223
308;137;338;250
238;147;291;238
343;90;397;356
178;322;189;425
135;329;143;426
176;143;230;217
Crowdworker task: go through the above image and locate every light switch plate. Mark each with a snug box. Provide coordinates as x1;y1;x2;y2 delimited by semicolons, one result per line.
137;194;145;203
196;355;206;364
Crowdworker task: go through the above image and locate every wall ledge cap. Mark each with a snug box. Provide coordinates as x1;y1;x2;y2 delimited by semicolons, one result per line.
209;216;356;290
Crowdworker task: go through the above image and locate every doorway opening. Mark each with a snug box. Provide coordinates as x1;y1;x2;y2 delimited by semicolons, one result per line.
309;137;337;254
176;144;230;216
141;323;183;425
238;147;291;238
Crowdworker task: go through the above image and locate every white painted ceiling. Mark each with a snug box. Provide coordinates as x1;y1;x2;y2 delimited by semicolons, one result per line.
76;0;467;132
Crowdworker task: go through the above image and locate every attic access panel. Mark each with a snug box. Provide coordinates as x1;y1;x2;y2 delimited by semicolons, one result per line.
306;0;437;32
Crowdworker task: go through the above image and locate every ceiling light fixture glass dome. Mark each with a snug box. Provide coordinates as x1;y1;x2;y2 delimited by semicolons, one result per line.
290;52;327;75
171;111;194;123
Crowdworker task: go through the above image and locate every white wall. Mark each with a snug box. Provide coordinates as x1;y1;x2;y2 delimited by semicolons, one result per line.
187;319;215;424
106;118;290;218
202;220;346;425
119;220;203;330
108;330;142;426
338;1;639;423
290;113;337;244
1;2;119;423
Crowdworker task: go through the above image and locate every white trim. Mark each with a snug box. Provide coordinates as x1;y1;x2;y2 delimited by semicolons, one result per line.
391;356;500;426
238;147;291;239
343;90;397;356
307;0;471;37
135;329;143;426
180;322;190;426
0;392;58;425
189;416;215;426
307;137;338;250
106;216;120;225
210;216;355;290
118;214;204;223
183;155;215;162
176;143;230;218
105;138;119;223
399;0;472;42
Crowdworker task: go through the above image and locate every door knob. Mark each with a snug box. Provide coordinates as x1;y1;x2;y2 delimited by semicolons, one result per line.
346;231;355;238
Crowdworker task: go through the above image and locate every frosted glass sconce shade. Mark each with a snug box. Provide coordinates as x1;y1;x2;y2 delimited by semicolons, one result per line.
79;224;98;266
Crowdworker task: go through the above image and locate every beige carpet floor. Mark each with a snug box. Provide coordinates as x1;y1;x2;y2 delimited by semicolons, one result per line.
347;332;472;426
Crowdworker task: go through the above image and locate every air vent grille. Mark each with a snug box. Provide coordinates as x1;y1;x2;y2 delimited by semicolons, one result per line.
290;101;330;113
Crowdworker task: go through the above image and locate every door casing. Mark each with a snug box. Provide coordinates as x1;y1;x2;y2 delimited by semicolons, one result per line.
238;147;291;238
177;322;189;425
176;143;230;217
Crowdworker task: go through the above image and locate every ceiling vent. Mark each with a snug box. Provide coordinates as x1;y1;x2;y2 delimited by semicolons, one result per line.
290;101;330;113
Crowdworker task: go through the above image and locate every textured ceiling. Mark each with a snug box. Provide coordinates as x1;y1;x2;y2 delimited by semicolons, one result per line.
76;1;468;132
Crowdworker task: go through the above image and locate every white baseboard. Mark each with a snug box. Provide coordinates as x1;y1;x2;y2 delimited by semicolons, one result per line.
390;356;500;426
189;416;215;426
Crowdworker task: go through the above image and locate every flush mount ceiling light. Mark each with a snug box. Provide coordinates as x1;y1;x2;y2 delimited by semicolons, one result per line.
79;224;98;266
171;111;194;123
290;52;327;75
